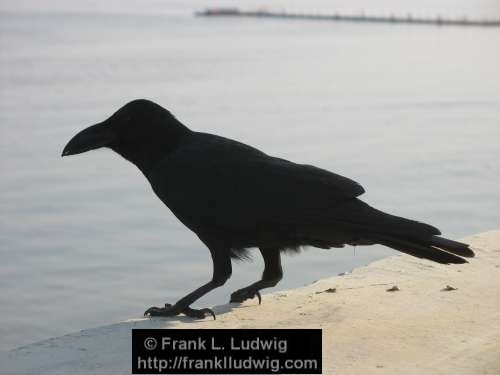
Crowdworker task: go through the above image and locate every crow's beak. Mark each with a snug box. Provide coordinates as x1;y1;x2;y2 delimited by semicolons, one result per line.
62;122;115;157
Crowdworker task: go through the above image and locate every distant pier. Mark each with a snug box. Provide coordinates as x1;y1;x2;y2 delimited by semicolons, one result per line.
195;8;500;28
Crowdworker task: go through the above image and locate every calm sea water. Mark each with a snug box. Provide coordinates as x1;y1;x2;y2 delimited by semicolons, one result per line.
1;0;499;351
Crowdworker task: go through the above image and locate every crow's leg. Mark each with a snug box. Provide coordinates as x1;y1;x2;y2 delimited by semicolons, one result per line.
230;247;282;304
145;243;232;320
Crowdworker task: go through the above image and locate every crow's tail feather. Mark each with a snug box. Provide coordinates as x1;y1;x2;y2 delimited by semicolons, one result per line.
341;200;475;264
372;234;473;264
429;236;474;258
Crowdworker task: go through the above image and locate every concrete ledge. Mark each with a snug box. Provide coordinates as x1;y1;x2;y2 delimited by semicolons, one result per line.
2;230;499;375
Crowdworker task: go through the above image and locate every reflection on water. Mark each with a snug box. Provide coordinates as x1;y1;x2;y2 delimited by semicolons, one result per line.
1;0;499;350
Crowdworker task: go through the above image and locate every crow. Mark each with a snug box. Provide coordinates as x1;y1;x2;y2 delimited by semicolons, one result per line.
62;99;474;319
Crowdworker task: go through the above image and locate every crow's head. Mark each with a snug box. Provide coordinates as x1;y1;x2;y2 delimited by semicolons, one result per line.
62;99;190;170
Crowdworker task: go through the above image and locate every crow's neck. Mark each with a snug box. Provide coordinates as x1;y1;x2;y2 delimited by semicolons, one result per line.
111;121;191;175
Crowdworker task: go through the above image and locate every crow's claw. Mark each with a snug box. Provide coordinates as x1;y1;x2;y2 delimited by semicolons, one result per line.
144;304;180;317
230;289;262;304
182;307;216;320
144;304;215;319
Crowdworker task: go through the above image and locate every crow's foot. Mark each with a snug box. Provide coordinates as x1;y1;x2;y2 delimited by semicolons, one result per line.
230;288;262;304
144;303;215;320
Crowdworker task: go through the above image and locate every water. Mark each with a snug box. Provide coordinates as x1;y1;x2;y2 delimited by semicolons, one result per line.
1;0;499;351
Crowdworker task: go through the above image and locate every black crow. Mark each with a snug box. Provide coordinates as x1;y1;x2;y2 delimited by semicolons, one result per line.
62;99;474;319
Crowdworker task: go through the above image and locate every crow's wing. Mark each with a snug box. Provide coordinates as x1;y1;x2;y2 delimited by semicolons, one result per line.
149;133;365;233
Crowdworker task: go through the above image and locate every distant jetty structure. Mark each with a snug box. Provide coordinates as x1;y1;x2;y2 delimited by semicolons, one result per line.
195;8;500;27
